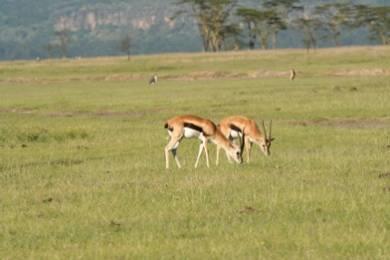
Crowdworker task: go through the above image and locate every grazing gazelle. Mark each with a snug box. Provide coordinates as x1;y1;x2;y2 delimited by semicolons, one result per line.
218;116;274;163
149;74;158;86
164;115;242;169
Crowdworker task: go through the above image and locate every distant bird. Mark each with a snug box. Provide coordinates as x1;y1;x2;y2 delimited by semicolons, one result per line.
149;74;158;86
290;69;296;80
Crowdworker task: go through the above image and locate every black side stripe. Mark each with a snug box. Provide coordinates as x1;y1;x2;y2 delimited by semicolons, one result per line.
184;122;205;135
229;124;242;133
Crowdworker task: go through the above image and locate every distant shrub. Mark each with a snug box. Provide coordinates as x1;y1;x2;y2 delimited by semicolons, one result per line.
0;129;7;143
53;129;89;142
13;127;90;143
17;128;49;143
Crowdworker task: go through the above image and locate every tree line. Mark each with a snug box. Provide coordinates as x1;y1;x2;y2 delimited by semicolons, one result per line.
36;0;389;59
174;0;389;52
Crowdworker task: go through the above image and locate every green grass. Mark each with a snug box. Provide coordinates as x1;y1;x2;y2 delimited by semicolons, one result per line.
0;46;389;259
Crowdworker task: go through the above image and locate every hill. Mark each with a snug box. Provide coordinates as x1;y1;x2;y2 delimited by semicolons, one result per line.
0;0;201;60
0;0;387;60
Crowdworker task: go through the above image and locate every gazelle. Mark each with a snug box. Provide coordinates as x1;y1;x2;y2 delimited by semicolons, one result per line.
290;69;296;80
164;115;242;169
149;74;158;86
218;116;274;163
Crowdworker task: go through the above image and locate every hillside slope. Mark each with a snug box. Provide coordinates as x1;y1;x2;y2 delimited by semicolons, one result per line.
0;0;200;60
0;0;386;60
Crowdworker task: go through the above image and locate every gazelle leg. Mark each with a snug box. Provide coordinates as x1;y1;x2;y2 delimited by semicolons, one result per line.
172;147;181;168
222;136;233;163
238;134;245;163
171;141;182;168
194;143;204;168
245;138;252;163
203;139;210;168
165;136;181;169
225;150;233;163
216;146;220;166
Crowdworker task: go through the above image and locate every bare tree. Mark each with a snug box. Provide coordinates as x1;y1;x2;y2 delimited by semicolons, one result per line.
43;43;56;59
120;34;133;60
54;29;71;57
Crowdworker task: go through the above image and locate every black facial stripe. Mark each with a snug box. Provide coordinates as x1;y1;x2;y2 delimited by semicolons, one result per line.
229;124;242;133
184;122;204;134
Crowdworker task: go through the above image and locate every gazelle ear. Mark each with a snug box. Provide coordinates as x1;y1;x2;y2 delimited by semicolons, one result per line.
270;138;275;142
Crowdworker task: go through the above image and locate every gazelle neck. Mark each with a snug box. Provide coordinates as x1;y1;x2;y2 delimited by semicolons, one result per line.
212;129;233;151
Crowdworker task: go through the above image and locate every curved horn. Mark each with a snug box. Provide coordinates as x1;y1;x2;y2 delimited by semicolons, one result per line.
268;120;272;140
261;120;267;139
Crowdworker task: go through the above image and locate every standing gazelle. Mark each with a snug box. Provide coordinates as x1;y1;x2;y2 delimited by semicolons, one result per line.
290;68;296;80
164;115;242;169
218;116;274;163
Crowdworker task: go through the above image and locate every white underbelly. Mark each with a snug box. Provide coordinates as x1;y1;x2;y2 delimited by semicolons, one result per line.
184;127;201;138
230;130;242;139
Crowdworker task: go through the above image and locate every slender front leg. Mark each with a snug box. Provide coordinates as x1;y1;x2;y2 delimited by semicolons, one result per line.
165;137;180;169
225;150;233;163
172;148;181;168
203;140;210;168
245;138;252;163
194;143;204;168
239;133;245;163
165;147;171;169
216;146;220;166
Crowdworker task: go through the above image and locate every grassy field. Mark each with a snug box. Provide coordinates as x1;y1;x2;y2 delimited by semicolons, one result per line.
0;46;389;259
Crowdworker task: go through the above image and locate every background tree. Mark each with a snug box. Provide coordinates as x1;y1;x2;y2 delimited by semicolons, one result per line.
254;10;277;49
263;0;302;48
237;7;285;50
292;15;321;51
43;43;56;59
353;4;390;45
315;3;354;46
54;29;71;57
120;34;133;60
175;0;237;52
266;11;286;49
236;7;261;49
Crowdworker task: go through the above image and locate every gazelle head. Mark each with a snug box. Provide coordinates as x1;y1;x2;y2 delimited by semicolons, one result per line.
227;142;243;163
257;120;274;156
229;127;245;163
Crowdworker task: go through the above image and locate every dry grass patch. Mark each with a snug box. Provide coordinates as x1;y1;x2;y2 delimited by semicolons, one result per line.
330;68;390;76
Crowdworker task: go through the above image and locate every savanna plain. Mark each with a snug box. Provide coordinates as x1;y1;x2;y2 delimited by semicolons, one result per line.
0;47;389;259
